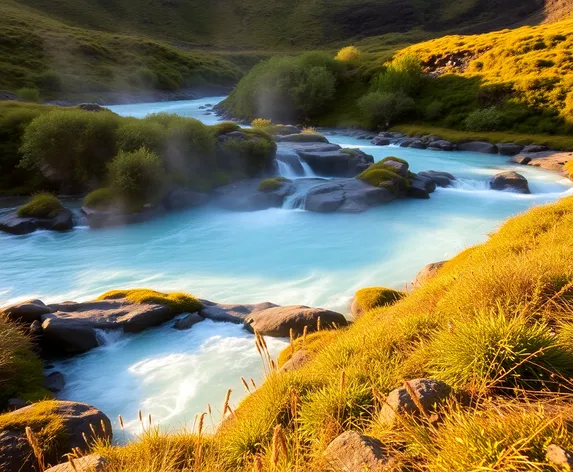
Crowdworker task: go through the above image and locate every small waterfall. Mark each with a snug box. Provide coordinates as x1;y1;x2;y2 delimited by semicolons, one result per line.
282;190;307;210
277;159;297;178
276;145;316;178
451;178;491;191
95;329;123;346
298;157;316;177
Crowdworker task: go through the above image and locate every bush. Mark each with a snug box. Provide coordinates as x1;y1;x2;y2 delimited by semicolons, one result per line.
429;310;573;392
257;177;290;192
17;87;40;102
36;71;62;94
426;100;444;120
372;54;423;96
108;148;165;203
212;121;241;135
83;187;117;210
20;109;120;189
116;118;165;154
251;118;272;130
358;91;415;129
465;107;505;131
17;192;64;218
335;46;361;62
219;133;277;177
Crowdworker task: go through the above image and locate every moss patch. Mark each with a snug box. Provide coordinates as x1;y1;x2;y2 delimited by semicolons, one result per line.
257;177;290;192
97;289;202;313
17;193;63;218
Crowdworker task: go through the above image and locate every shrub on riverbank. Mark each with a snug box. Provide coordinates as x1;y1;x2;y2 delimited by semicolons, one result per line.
17;193;64;219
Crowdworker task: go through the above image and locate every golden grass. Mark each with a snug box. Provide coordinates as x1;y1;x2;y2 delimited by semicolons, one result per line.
97;289;202;313
352;287;405;315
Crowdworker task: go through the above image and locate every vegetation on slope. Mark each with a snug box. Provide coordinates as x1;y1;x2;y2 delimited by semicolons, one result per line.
77;193;573;471
98;289;203;313
17;193;64;218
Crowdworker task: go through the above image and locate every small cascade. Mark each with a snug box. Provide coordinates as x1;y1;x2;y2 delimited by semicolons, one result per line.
450;178;491;191
298;157;316;177
277;159;297;178
95;329;123;347
71;209;88;227
282;189;307;210
276;145;316;178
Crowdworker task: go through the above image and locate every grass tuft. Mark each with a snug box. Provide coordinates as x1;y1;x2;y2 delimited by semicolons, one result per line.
17;192;64;218
97;289;202;313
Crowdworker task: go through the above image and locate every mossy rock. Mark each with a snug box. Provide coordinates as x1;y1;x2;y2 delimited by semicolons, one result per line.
17;193;64;219
83;187;117;210
97;288;202;313
351;287;405;318
258;177;290;192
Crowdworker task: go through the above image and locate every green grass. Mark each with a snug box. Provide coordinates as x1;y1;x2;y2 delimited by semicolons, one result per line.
258;177;290;192
393;124;573;150
17;192;63;218
83;187;117;210
97;289;203;313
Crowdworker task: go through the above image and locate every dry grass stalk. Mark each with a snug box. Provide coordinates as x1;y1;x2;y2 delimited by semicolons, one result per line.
289;328;294;356
223;389;233;416
118;414;124;429
317;316;321;332
241;377;251;393
253;454;263;472
251;378;257;390
198;412;207;435
193;442;204;471
271;424;287;470
404;380;431;421
302;325;308;346
340;371;346;393
25;426;44;472
68;455;78;472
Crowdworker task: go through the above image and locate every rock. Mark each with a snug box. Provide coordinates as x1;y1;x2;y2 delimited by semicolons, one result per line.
379;379;452;425
214;179;292;211
323;431;395;472
458;141;498;154
275;133;328;143
45;454;107;472
77;103;105;112
305;182;346;212
45;372;65;393
511;155;532;165
0;401;111;472
276;147;306;176
546;444;573;469
29;320;43;336
399;138;414;147
408;140;427;149
496;143;523;156
417;171;455;187
162;189;208;211
0;213;38;235
280;349;312;372
522;144;548;153
244;305;347;337
371;137;391;146
296;148;374;177
428;140;455;151
1;299;52;323
41;298;182;354
512;151;573;174
274;125;302;136
414;261;447;287
284;142;342;154
408;179;432;199
173;312;204;330
383;158;409;177
490;171;530;193
200;301;278;324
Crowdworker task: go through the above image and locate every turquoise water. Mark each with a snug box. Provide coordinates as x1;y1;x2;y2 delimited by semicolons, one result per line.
1;97;571;435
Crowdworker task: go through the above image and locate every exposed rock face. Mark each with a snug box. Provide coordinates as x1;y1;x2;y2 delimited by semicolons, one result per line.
214;179;292;211
323;431;395;472
0;209;74;235
490;171;530;193
305;179;395;213
496;143;523;156
522;144;548;153
296;148;374;177
414;261;447;287
45;454;107;472
511;151;573;174
0;401;111;472
173;313;204;330
40;298;184;353
273;125;302;136
428;139;455;151
379;379;452;425
162;188;208;211
408;139;427;149
280;350;312;372
200;301;279;324
458;141;498;154
244;305;347;337
1;299;51;323
417;171;455;187
275;133;329;143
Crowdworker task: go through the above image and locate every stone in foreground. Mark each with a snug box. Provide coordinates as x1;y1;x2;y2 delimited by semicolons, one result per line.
0;401;111;472
173;312;204;330
490;171;530;194
280;349;312;372
379;378;452;425
1;299;51;323
458;141;498;154
546;444;573;469
323;431;396;472
0;209;74;235
45;454;107;472
414;261;447;287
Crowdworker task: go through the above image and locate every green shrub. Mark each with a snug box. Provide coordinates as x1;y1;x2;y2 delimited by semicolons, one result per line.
429;310;573;392
372;54;423;96
83;187;117;210
108;148;165;202
20;109;120;189
465;107;505;131
17;87;40;102
36;71;62;94
116;118;165;154
17;192;63;218
257;177;290;192
212;121;241;135
220;135;277;177
426;100;444;120
358;91;414;129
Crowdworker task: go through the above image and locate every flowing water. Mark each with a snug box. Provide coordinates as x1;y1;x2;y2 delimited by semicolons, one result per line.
1;97;572;436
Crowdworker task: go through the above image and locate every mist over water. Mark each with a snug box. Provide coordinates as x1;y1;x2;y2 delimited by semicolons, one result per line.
2;97;572;437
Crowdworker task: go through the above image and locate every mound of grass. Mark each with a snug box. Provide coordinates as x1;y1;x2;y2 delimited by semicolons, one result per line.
257;177;290;192
357;160;410;189
97;289;202;313
352;287;405;315
82;187;117;210
17;192;63;218
0;315;48;408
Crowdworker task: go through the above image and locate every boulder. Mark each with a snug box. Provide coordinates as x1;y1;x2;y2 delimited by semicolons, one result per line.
305;182;346;212
244;305;347;337
276;147;306;176
41;298;182;354
522;144;548;153
510;155;532;165
296;149;374;177
44;372;65;393
379;379;452;425
284;142;342;154
490;171;530;193
458;141;498;154
29;320;43;337
511;151;573;174
371;137;391;146
323;431;396;472
199;301;278;324
496;143;523;156
414;261;447;287
280;350;312;372
382;158;408;177
274;125;302;136
45;454;107;472
275;133;328;143
399;139;414;148
408;140;427;149
213;179;292;211
0;401;111;472
546;444;573;469
407;179;432;199
1;299;52;323
428;140;455;151
417;171;455;188
82;204;167;229
77;103;105;112
173;313;204;330
162;189;208;211
0;208;73;235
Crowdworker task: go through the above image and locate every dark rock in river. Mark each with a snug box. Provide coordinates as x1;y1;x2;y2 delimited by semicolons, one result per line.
45;371;65;393
458;141;498;154
0;209;74;235
496;143;523;156
295;147;374;177
522;144;548;153
275;133;328;143
173;313;204;330
408;139;427;149
490;171;530;193
428;139;455;151
82;204;167;229
200;301;278;324
417;170;456;187
0;401;111;472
